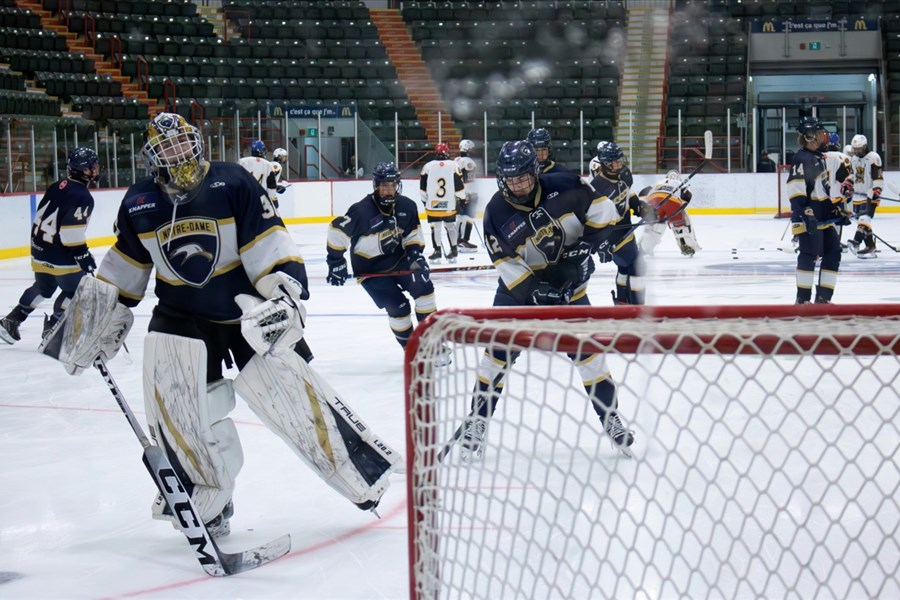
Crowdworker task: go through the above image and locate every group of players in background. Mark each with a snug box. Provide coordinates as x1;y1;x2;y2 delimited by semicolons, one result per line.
0;113;886;542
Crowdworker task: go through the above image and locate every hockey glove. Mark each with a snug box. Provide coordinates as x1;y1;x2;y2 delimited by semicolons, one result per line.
72;245;96;273
561;240;595;284
596;240;614;264
840;179;854;200
235;272;307;357
791;207;817;236
276;185;287;194
326;258;350;286
532;282;570;306
639;201;659;224
830;202;852;226
871;186;882;202
408;252;430;283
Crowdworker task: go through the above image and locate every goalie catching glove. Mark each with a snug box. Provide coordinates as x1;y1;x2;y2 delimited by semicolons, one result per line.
39;276;133;375
235;272;307;357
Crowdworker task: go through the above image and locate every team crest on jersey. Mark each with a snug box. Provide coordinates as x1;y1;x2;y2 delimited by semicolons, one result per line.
157;217;220;287
528;206;564;264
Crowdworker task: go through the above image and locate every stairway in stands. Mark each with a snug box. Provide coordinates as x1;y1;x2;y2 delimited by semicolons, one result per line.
369;8;460;149
16;0;161;118
614;4;670;173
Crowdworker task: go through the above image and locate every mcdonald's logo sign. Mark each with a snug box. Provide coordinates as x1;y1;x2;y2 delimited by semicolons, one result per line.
762;21;775;32
854;19;867;30
273;105;283;117
340;106;352;117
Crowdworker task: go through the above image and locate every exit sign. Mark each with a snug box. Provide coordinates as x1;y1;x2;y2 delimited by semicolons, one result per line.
809;41;821;50
307;128;318;136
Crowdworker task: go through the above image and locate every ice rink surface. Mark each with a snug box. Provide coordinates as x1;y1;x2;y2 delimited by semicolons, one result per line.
1;214;898;599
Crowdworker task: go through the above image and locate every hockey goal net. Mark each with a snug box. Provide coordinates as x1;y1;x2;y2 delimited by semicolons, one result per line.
405;305;900;599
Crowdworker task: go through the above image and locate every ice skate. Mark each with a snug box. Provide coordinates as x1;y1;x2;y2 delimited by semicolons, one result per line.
458;240;478;253
603;411;634;457
0;317;21;344
460;417;487;462
847;240;860;255
428;248;442;263
446;245;458;263
857;238;878;259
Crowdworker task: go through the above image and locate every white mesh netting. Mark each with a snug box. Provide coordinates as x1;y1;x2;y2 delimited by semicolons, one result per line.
405;306;900;600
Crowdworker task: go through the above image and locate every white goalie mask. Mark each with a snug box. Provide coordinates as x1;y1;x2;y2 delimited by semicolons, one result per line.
143;112;208;205
666;169;680;181
589;157;602;178
850;134;868;156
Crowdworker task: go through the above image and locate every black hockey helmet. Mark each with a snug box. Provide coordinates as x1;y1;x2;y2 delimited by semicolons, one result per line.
595;141;625;177
797;117;825;142
496;140;539;206
372;162;401;208
67;147;100;185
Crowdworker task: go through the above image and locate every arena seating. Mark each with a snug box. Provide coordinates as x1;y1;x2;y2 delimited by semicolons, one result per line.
401;0;624;166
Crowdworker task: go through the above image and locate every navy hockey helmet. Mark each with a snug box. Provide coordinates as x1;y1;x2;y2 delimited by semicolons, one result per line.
796;116;825;142
595;141;625;176
67;147;100;185
372;162;402;207
250;139;267;157
143;112;207;205
526;128;552;149
496;140;539;206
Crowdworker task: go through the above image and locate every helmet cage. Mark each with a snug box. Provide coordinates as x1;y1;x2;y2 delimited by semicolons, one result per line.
372;162;402;207
143;113;207;204
67;147;100;184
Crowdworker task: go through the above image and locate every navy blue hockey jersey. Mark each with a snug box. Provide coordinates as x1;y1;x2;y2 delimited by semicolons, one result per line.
483;171;618;303
326;194;425;276
97;162;307;322
787;147;845;225
30;178;94;276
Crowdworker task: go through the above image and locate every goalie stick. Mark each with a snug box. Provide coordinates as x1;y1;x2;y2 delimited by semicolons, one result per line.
93;357;292;576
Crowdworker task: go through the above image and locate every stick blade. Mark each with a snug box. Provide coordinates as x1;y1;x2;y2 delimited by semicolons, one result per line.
703;130;713;159
218;534;293;575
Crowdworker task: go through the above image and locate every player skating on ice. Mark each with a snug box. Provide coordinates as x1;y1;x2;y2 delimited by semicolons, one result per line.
41;113;400;542
455;139;480;252
327;162;443;353
844;134;884;258
458;140;634;461
0;147;99;344
638;170;700;257
788;117;852;303
420;142;466;263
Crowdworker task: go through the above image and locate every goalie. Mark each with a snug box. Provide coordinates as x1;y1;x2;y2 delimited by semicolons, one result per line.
41;113;400;540
637;170;701;257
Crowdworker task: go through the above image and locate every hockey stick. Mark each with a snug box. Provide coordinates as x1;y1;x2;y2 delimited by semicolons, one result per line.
355;263;495;279
93;357;292;576
816;213;899;253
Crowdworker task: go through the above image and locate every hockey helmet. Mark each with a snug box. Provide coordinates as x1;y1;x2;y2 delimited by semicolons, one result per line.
666;169;680;181
372;162;402;207
67;147;100;185
850;134;868;156
434;143;450;159
595;141;625;176
796;116;825;142
250;139;267;157
526;128;552;149
143;112;207;205
273;147;288;161
496;140;539;206
828;132;841;148
459;139;475;154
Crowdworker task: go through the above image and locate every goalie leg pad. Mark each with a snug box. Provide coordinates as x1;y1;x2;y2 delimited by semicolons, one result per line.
638;223;665;256
234;352;399;507
144;332;243;524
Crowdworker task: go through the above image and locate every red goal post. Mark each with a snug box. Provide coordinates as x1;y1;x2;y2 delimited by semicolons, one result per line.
405;305;900;600
776;163;792;218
